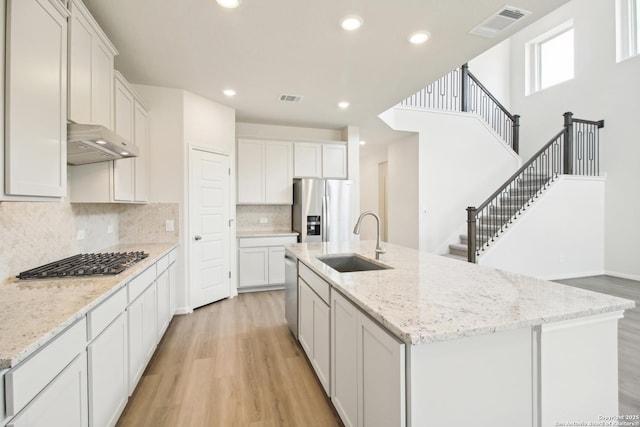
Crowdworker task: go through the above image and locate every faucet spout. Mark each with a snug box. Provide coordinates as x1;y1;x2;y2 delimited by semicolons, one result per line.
353;211;386;260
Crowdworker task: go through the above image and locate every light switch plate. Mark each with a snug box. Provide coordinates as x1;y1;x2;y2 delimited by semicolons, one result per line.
166;220;175;232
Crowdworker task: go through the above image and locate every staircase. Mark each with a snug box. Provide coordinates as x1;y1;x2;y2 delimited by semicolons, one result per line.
446;173;551;262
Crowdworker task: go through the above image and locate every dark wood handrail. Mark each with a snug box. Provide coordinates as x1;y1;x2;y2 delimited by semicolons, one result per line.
475;130;564;213
467;70;515;122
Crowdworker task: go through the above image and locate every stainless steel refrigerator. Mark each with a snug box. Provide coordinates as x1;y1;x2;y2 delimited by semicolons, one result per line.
292;178;354;243
286;178;354;337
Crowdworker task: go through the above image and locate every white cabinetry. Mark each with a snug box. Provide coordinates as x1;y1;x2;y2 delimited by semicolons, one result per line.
7;353;88;427
87;313;127;427
156;268;171;340
237;139;293;204
298;264;330;394
331;290;405;427
168;249;178;316
69;72;149;203
294;142;348;179
68;0;117;128
2;0;68;200
322;144;348;179
4;319;87;426
127;267;158;395
237;236;297;291
294;143;322;178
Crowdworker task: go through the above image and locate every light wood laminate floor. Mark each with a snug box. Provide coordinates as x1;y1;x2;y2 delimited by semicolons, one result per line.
116;291;342;427
558;275;640;416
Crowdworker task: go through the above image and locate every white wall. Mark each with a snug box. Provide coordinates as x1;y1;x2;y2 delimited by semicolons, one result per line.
132;85;237;311
380;107;521;253
468;39;512;110
236;122;343;141
480;176;605;279
359;145;389;241
387;134;420;249
507;0;640;279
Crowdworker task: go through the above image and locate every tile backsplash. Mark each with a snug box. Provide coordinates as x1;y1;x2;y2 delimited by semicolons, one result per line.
0;200;179;284
236;205;292;232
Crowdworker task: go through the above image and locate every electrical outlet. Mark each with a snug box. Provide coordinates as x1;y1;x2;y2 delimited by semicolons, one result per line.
77;229;85;240
259;217;268;224
166;220;175;232
107;224;114;234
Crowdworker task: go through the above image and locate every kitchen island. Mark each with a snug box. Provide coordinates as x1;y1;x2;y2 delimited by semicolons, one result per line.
285;240;635;427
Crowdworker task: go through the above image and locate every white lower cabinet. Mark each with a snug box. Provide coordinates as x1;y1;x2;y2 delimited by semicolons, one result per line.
8;353;88;427
156;269;171;340
169;261;177;316
127;282;157;395
298;279;330;395
238;236;297;291
87;313;127;427
331;290;405;427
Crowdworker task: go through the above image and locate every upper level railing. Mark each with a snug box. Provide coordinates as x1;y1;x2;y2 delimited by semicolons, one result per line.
399;64;520;153
466;112;604;262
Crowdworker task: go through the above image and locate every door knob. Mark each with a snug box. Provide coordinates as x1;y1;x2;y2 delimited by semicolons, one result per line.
194;235;202;241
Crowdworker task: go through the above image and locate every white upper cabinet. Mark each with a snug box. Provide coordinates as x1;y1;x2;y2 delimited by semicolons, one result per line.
2;0;68;200
68;0;117;128
237;139;293;204
113;72;135;202
322;144;348;179
294;142;322;178
69;72;149;203
294;142;348;179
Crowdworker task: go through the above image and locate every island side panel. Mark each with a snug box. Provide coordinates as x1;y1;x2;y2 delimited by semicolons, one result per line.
539;311;622;427
407;327;533;427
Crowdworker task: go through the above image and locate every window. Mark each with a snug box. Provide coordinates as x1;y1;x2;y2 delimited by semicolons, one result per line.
616;0;640;62
525;21;574;95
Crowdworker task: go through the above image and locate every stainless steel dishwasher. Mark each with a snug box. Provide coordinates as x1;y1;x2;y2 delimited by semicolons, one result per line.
284;252;298;338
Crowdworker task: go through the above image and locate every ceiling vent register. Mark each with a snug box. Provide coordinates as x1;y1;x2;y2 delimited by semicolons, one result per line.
280;94;304;103
469;5;530;38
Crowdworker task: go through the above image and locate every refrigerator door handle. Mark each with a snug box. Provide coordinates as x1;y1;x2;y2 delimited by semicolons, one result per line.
323;195;330;242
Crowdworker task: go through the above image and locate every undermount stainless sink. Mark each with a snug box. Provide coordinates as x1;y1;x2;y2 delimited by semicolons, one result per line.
317;254;392;273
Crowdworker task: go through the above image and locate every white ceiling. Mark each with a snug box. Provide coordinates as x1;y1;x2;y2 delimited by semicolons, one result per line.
82;0;569;131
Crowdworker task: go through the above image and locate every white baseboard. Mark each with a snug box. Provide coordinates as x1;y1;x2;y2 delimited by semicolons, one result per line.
605;270;640;282
174;307;193;315
540;270;606;281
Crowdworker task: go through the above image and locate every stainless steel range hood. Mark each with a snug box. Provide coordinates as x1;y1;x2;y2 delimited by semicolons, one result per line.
67;123;138;165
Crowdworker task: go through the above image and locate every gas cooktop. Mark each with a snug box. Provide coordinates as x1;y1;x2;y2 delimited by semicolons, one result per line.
17;251;149;280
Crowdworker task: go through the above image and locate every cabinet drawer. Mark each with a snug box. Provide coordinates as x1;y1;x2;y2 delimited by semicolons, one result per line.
5;318;87;416
128;264;157;303
156;254;169;274
238;236;298;247
169;248;177;264
299;263;330;304
87;286;126;341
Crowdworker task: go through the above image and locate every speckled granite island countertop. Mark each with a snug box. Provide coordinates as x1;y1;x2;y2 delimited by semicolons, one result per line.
285;241;635;345
0;243;176;369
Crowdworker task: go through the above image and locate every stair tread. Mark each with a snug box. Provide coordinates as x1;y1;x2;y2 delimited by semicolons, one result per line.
449;243;468;250
443;254;467;262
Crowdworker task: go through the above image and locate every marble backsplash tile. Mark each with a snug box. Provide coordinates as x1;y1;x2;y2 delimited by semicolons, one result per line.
236;205;292;232
119;203;180;244
0;201;179;284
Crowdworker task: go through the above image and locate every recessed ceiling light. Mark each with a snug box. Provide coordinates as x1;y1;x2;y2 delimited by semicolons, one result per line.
360;140;366;145
121;151;129;156
223;89;236;97
408;31;431;45
217;0;239;9
341;15;363;31
338;101;350;109
96;140;107;145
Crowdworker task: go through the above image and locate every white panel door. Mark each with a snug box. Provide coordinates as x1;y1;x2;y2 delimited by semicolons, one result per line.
189;149;230;309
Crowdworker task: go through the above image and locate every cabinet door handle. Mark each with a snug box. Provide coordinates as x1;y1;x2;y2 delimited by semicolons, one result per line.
194;235;202;241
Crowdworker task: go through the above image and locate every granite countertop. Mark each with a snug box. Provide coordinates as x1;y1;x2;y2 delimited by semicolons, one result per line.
237;230;299;238
286;240;635;346
0;243;176;370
